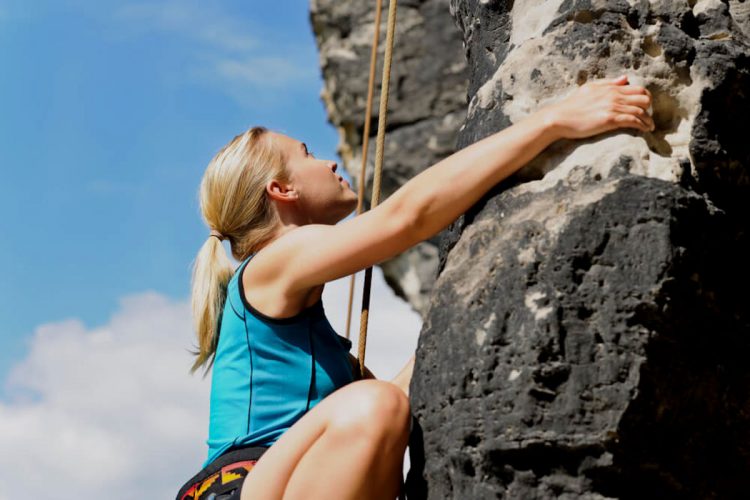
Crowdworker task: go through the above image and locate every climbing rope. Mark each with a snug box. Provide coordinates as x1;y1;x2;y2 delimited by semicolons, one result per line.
351;0;398;382
344;0;384;342
316;2;405;494
348;6;405;498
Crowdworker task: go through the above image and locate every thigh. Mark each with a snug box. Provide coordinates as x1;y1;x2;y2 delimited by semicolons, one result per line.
239;379;403;500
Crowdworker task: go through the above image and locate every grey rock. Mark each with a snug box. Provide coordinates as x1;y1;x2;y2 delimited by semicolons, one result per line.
310;0;469;315
409;175;750;498
406;0;750;498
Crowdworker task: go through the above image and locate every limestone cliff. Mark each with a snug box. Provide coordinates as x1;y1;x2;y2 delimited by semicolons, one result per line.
406;0;750;498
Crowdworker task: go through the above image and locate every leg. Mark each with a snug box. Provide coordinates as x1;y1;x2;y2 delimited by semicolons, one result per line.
240;379;411;500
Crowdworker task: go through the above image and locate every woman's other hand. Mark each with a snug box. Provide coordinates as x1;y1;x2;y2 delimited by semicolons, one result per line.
543;75;655;140
348;353;378;381
390;354;415;397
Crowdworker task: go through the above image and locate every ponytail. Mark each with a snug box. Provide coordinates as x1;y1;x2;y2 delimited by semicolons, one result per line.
189;236;234;374
189;126;288;374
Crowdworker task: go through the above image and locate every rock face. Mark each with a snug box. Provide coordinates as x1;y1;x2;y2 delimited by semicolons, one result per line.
310;0;468;315
404;0;750;498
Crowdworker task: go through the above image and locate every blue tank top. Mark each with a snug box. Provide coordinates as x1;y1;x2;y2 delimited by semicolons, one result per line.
204;254;355;467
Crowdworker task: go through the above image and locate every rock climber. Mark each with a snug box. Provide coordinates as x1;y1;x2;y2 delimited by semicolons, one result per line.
175;74;654;500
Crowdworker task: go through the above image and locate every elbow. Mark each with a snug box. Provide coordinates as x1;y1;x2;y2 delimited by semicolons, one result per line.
393;201;427;247
403;205;422;237
386;191;430;245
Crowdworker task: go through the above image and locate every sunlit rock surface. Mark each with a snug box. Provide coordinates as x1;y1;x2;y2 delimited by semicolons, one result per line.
405;0;750;498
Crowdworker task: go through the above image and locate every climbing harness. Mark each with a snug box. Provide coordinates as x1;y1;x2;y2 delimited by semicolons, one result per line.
175;446;268;500
344;0;399;384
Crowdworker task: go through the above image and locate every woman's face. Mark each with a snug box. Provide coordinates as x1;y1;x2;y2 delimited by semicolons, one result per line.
271;132;358;224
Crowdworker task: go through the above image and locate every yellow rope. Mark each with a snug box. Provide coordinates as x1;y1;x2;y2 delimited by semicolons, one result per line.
357;0;398;380
343;6;406;495
345;0;384;341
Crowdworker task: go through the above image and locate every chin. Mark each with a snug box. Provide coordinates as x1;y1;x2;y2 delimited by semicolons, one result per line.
325;194;358;224
332;205;356;224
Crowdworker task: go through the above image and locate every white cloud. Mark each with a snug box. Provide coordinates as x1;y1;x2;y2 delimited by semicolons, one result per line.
213;56;316;87
114;1;259;53
110;0;319;106
0;292;208;499
0;269;420;499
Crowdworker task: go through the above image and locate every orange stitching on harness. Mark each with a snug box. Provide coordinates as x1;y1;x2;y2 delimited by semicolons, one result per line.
221;460;258;484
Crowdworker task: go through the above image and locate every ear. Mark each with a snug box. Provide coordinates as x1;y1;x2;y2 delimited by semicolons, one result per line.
266;179;299;203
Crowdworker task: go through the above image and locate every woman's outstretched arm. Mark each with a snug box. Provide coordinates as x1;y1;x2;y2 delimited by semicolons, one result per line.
269;76;653;292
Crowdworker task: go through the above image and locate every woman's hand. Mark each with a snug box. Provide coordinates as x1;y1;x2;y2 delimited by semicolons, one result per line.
390;354;415;397
544;75;655;140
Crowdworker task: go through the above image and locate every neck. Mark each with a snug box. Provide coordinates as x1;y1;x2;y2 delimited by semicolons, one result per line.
257;222;298;253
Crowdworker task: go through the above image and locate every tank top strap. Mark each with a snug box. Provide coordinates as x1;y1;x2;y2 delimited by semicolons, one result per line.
226;254;256;320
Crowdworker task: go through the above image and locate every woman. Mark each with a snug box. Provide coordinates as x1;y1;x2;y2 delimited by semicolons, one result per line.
177;75;654;500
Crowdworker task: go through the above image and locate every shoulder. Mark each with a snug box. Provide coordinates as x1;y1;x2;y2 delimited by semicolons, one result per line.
242;227;328;317
243;225;329;287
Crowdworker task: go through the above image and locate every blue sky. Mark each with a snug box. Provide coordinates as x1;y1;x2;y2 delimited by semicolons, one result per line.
0;0;350;383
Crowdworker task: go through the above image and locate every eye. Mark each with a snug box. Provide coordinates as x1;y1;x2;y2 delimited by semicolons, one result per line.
307;149;315;158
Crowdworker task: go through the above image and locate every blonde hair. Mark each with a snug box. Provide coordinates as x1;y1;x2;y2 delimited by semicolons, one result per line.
189;126;289;374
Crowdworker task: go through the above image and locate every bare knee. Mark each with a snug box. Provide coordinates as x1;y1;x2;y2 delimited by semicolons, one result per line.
328;380;411;448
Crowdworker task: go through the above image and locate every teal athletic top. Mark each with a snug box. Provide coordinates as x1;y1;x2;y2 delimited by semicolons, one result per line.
204;254;356;467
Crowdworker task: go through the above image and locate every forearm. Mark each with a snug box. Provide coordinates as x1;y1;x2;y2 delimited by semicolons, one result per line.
386;109;561;242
